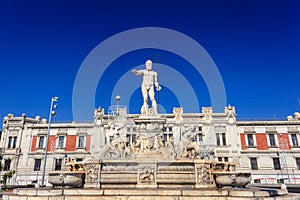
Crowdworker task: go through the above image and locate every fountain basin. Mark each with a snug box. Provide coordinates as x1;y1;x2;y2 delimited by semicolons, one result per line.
48;172;85;187
213;172;251;188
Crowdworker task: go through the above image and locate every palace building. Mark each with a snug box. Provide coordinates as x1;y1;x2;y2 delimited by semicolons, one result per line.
1;106;300;186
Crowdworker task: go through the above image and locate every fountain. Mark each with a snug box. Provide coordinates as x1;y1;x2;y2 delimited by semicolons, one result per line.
5;60;297;200
48;162;85;187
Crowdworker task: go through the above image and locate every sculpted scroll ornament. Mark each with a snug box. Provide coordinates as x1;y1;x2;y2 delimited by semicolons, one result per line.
173;107;183;123
202;107;212;123
225;105;236;123
94;107;104;121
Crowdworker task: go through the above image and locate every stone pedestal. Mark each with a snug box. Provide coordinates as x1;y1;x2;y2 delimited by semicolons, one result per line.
194;160;215;188
84;158;101;188
134;115;166;124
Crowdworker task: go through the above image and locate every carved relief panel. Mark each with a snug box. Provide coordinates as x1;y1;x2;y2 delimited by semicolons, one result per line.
137;163;157;188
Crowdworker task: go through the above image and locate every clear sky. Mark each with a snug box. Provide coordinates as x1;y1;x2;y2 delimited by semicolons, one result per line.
0;0;299;125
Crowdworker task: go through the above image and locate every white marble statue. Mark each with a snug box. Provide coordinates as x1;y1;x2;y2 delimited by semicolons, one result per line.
132;60;161;115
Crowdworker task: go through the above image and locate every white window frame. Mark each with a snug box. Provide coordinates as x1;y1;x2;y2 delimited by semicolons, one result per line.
245;134;257;147
250;157;258;170
76;134;86;149
197;133;203;145
216;132;226;146
7;136;13;149
54;158;63;171
56;135;66;149
37;135;46;149
267;134;277;147
290;134;299;147
34;159;42;171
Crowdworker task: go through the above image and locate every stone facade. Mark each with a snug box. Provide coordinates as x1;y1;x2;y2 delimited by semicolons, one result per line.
1;106;300;186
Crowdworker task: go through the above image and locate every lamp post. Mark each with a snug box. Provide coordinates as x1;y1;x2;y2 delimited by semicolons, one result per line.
279;135;290;184
115;96;121;122
41;97;58;187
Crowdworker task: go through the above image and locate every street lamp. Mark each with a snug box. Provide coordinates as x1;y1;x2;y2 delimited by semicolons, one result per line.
41;97;58;187
115;96;121;122
278;135;290;184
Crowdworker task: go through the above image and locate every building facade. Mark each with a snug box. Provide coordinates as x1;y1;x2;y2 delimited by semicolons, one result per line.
1;106;300;186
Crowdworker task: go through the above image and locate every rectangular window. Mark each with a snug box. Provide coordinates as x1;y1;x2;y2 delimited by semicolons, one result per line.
216;133;221;146
34;159;41;171
7;137;12;148
277;179;284;183
291;134;298;146
247;134;254;146
197;133;203;145
127;127;131;132
3;159;11;171
12;136;17;148
125;134;130;147
78;136;85;148
254;179;261;183
273;158;281;170
132;134;136;144
269;134;276;147
168;127;173;132
58;136;65;148
198;127;202;132
224;157;228;162
296;158;300;170
222;133;226;146
38;136;45;148
104;136;107;144
250;158;258;170
163;134;168;147
132;127;136;132
218;157;222;161
55;159;62;171
169;134;174;146
76;158;83;162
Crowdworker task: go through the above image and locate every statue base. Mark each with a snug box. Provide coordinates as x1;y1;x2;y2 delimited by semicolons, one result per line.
9;187;292;200
134;114;166;124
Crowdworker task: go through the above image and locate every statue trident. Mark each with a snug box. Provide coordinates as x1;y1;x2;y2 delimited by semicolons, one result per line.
132;60;161;115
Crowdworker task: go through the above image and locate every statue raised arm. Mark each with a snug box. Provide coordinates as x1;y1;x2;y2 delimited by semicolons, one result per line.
132;60;161;115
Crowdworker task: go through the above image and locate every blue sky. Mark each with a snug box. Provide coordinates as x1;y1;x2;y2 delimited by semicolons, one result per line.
0;0;299;124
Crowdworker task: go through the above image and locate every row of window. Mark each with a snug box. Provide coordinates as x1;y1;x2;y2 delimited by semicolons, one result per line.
37;135;85;149
246;133;299;148
250;157;300;170
7;135;87;150
33;158;83;171
2;158;82;172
